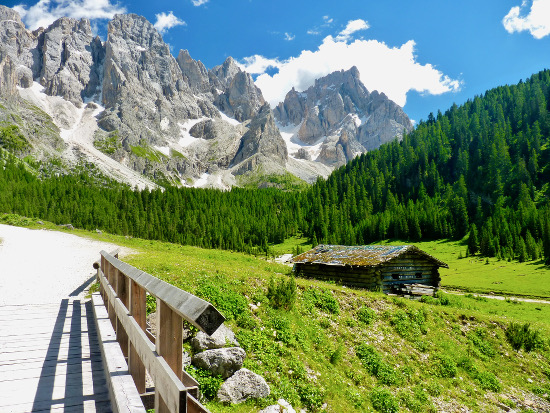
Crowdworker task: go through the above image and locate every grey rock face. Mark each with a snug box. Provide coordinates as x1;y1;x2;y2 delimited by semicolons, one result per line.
231;104;288;175
0;52;16;95
274;66;413;165
209;57;265;122
0;6;40;88
190;324;239;351
217;368;270;404
40;17;100;105
191;347;246;379
100;13;219;148
177;49;210;93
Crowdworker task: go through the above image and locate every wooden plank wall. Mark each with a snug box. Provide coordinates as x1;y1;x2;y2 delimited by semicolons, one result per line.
295;252;441;294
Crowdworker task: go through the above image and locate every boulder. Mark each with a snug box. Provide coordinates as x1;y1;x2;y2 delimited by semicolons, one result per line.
259;399;296;413
191;347;245;379
217;368;270;404
191;323;238;351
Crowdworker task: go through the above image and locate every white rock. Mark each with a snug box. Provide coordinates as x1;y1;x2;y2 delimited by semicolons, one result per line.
259;399;296;413
217;368;270;404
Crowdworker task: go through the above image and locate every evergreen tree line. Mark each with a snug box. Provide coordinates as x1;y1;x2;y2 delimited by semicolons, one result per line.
1;70;550;263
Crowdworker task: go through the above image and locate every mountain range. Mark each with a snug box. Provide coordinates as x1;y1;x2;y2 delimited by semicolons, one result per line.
0;6;412;189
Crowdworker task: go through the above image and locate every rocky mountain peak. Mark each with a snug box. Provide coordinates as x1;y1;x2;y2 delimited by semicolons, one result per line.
211;56;241;86
231;103;288;175
274;66;413;167
177;49;210;93
0;5;23;24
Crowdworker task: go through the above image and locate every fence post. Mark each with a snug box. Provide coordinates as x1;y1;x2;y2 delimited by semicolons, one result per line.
129;279;147;393
155;299;184;413
116;269;129;358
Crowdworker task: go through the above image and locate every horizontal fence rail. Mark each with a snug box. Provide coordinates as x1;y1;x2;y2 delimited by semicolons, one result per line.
95;250;225;413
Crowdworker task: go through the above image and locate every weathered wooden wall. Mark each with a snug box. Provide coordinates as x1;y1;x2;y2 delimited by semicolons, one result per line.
294;252;441;294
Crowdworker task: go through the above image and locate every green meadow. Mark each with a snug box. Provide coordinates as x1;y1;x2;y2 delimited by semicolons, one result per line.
3;215;550;412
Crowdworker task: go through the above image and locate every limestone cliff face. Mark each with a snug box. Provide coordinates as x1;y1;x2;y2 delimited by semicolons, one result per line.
0;6;411;188
39;17;103;105
231;104;288;175
179;53;266;122
0;5;40;89
99;14;219;146
275;66;413;167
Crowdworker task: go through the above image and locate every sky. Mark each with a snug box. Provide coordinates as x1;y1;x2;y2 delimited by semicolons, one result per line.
4;0;550;123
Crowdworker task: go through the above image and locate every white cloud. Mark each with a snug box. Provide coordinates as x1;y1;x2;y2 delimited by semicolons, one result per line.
307;29;320;35
13;0;126;31
284;32;295;41
240;29;461;108
503;0;550;39
191;0;209;6
154;11;186;34
323;16;333;24
335;19;370;42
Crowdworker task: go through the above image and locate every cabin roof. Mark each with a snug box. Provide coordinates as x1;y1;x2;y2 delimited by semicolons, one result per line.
292;244;449;268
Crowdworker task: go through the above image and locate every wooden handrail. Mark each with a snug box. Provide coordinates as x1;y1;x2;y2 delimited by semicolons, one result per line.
96;251;225;413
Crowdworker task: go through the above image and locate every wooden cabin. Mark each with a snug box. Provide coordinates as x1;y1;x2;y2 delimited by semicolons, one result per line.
292;245;449;296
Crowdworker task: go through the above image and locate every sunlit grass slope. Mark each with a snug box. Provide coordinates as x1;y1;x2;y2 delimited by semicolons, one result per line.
2;214;550;413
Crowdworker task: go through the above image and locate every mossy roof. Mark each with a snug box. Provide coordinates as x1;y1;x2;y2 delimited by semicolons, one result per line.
292;244;449;268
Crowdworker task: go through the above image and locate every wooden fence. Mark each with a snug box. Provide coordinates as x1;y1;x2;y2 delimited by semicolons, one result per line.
94;250;225;413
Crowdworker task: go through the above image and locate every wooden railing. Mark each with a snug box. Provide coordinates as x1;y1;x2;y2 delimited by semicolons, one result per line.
94;250;225;413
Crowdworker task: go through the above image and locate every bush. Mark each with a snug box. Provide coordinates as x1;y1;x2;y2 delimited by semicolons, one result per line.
330;344;344;365
146;293;156;315
195;278;248;321
357;306;377;325
267;275;297;310
302;288;339;314
356;344;398;385
184;366;224;400
371;388;399;413
356;344;382;375
475;371;502;392
433;354;457;378
505;322;543;352
391;308;428;341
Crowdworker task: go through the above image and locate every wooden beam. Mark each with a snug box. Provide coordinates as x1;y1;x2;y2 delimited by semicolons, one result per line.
97;268;188;412
129;280;147;394
100;251;224;335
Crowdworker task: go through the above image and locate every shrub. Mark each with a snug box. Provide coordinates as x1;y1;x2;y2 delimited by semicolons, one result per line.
475;371;502;392
356;344;398;385
371;388;399;413
267;275;297;310
391;308;428;341
302;288;339;314
195;279;248;321
468;328;496;358
330;344;344;365
433;354;457;378
184;366;224;400
356;344;382;375
146;293;156;315
505;322;543;352
0;124;30;154
357;306;377;325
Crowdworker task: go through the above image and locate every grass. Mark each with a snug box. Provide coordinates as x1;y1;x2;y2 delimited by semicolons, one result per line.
2;215;550;412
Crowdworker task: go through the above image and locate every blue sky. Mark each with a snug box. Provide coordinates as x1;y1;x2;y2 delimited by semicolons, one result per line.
5;0;550;122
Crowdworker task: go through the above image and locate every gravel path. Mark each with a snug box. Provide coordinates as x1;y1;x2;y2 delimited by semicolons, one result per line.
0;224;131;305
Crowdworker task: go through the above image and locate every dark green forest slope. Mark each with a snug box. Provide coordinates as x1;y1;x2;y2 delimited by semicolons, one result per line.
302;69;550;262
1;70;550;262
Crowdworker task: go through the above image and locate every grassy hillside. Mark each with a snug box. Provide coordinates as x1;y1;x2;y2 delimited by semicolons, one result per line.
2;215;549;412
95;233;550;413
